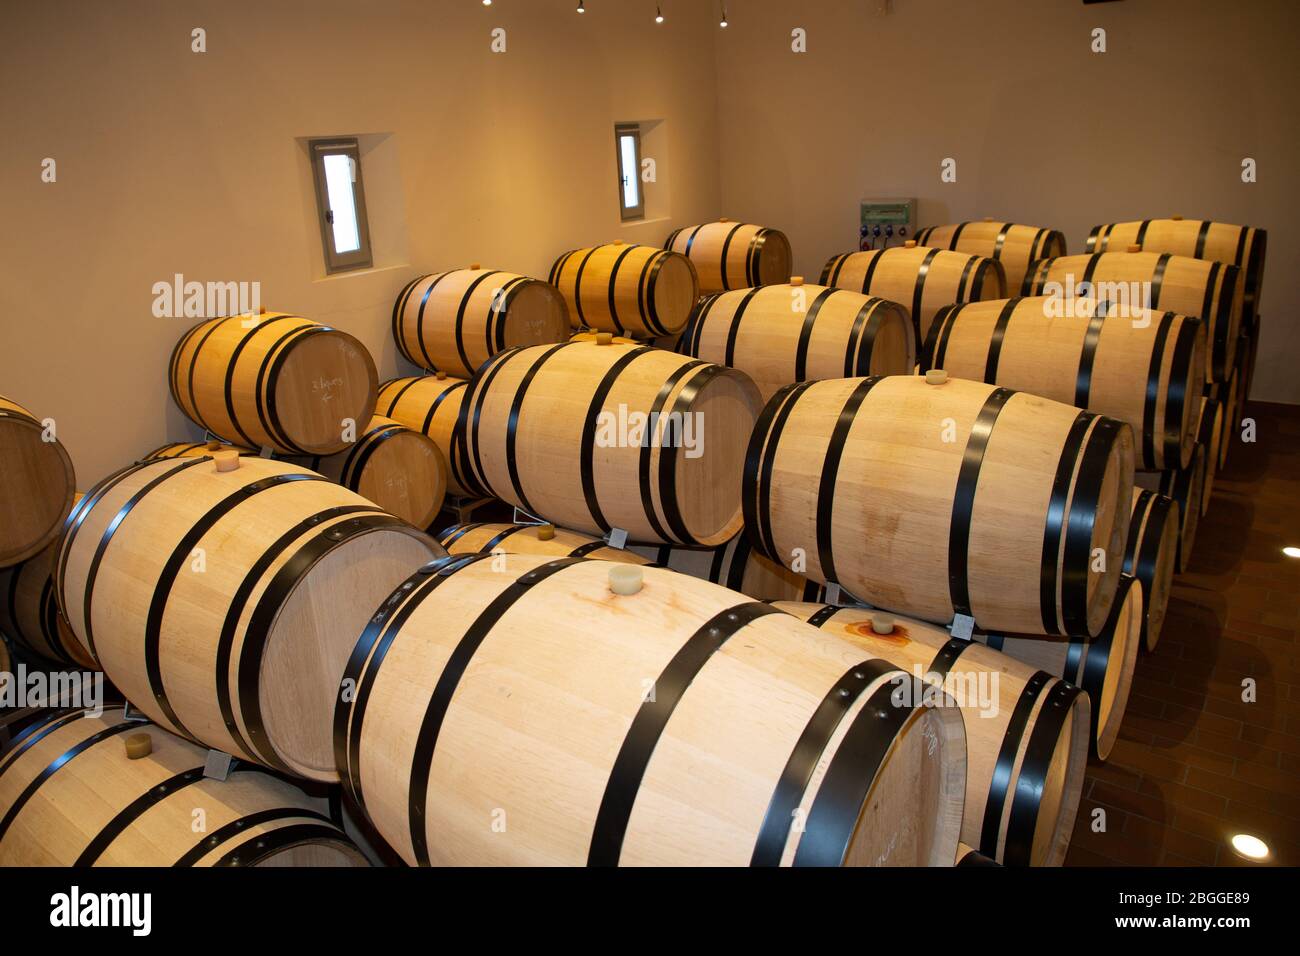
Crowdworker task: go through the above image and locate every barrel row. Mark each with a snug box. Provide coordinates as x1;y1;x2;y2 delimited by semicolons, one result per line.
0;707;366;866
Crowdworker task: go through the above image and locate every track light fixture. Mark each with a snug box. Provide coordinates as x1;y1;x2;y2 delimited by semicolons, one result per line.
577;1;585;12
655;4;664;23
719;3;728;28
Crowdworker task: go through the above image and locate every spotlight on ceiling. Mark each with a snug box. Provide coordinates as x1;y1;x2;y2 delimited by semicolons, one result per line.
719;4;728;27
577;1;585;12
1284;546;1300;558
655;5;664;23
1230;833;1270;862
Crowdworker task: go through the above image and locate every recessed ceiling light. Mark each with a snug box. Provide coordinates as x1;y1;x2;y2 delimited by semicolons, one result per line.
1230;833;1270;861
1284;547;1300;558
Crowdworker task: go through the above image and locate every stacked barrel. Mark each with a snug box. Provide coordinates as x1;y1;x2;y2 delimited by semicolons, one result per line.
3;211;1264;869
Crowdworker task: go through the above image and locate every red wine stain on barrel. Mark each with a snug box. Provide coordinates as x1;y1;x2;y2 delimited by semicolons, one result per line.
845;622;911;647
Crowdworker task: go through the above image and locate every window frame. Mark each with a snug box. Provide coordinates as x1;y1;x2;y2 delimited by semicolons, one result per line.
614;123;645;222
309;137;374;274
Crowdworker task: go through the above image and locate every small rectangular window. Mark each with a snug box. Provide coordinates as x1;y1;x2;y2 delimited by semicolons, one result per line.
310;138;373;273
615;124;645;221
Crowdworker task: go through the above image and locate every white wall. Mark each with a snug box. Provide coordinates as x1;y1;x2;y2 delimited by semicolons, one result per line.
712;0;1298;402
0;0;725;481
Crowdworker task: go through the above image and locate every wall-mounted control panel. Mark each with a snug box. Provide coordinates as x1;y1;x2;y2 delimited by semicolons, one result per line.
859;198;916;250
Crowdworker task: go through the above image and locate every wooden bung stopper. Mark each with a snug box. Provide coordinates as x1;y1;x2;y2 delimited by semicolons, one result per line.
214;450;241;473
205;440;223;450
608;565;644;595
869;613;895;635
124;733;152;760
611;240;624;246
925;369;948;386
790;276;804;287
436;370;448;380
904;239;917;248
983;216;994;222
470;263;481;270
1127;244;1142;253
595;332;614;346
258;305;267;314
719;217;730;223
537;524;556;541
1171;214;1184;221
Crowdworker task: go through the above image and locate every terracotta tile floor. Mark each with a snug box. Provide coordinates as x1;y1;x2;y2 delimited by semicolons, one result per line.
1066;400;1300;866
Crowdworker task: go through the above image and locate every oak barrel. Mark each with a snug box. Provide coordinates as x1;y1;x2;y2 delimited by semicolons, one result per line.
54;454;441;781
437;521;829;603
678;281;915;402
973;574;1143;761
1024;251;1243;382
915;221;1067;300
1137;448;1203;573
744;374;1135;636
0;538;96;669
779;602;1089;866
168;312;378;455
664;220;793;293
0;395;76;568
549;243;699;336
377;374;475;499
956;842;1001;867
1124;491;1179;653
820;243;1007;346
1218;368;1240;470
921;296;1205;470
147;422;449;532
460;341;762;546
392;268;570;379
1087;218;1266;324
0;706;367;866
335;552;966;865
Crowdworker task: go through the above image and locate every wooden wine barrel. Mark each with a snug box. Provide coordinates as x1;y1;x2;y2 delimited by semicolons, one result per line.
1087;218;1267;324
1024;251;1243;382
0;706;367;866
0;395;76;568
664;220;793;293
1124;491;1178;653
146;422;449;531
549;243;699;336
915;221;1067;300
1137;448;1203;573
974;574;1142;761
956;842;1001;867
779;602;1089;866
921;297;1205;470
820;243;1007;346
392;268;570;379
437;521;829;603
168;312;378;455
377;374;474;499
1196;397;1223;515
677;281;916;402
54;454;441;781
0;538;96;669
335;552;967;866
745;374;1135;636
460;341;762;546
